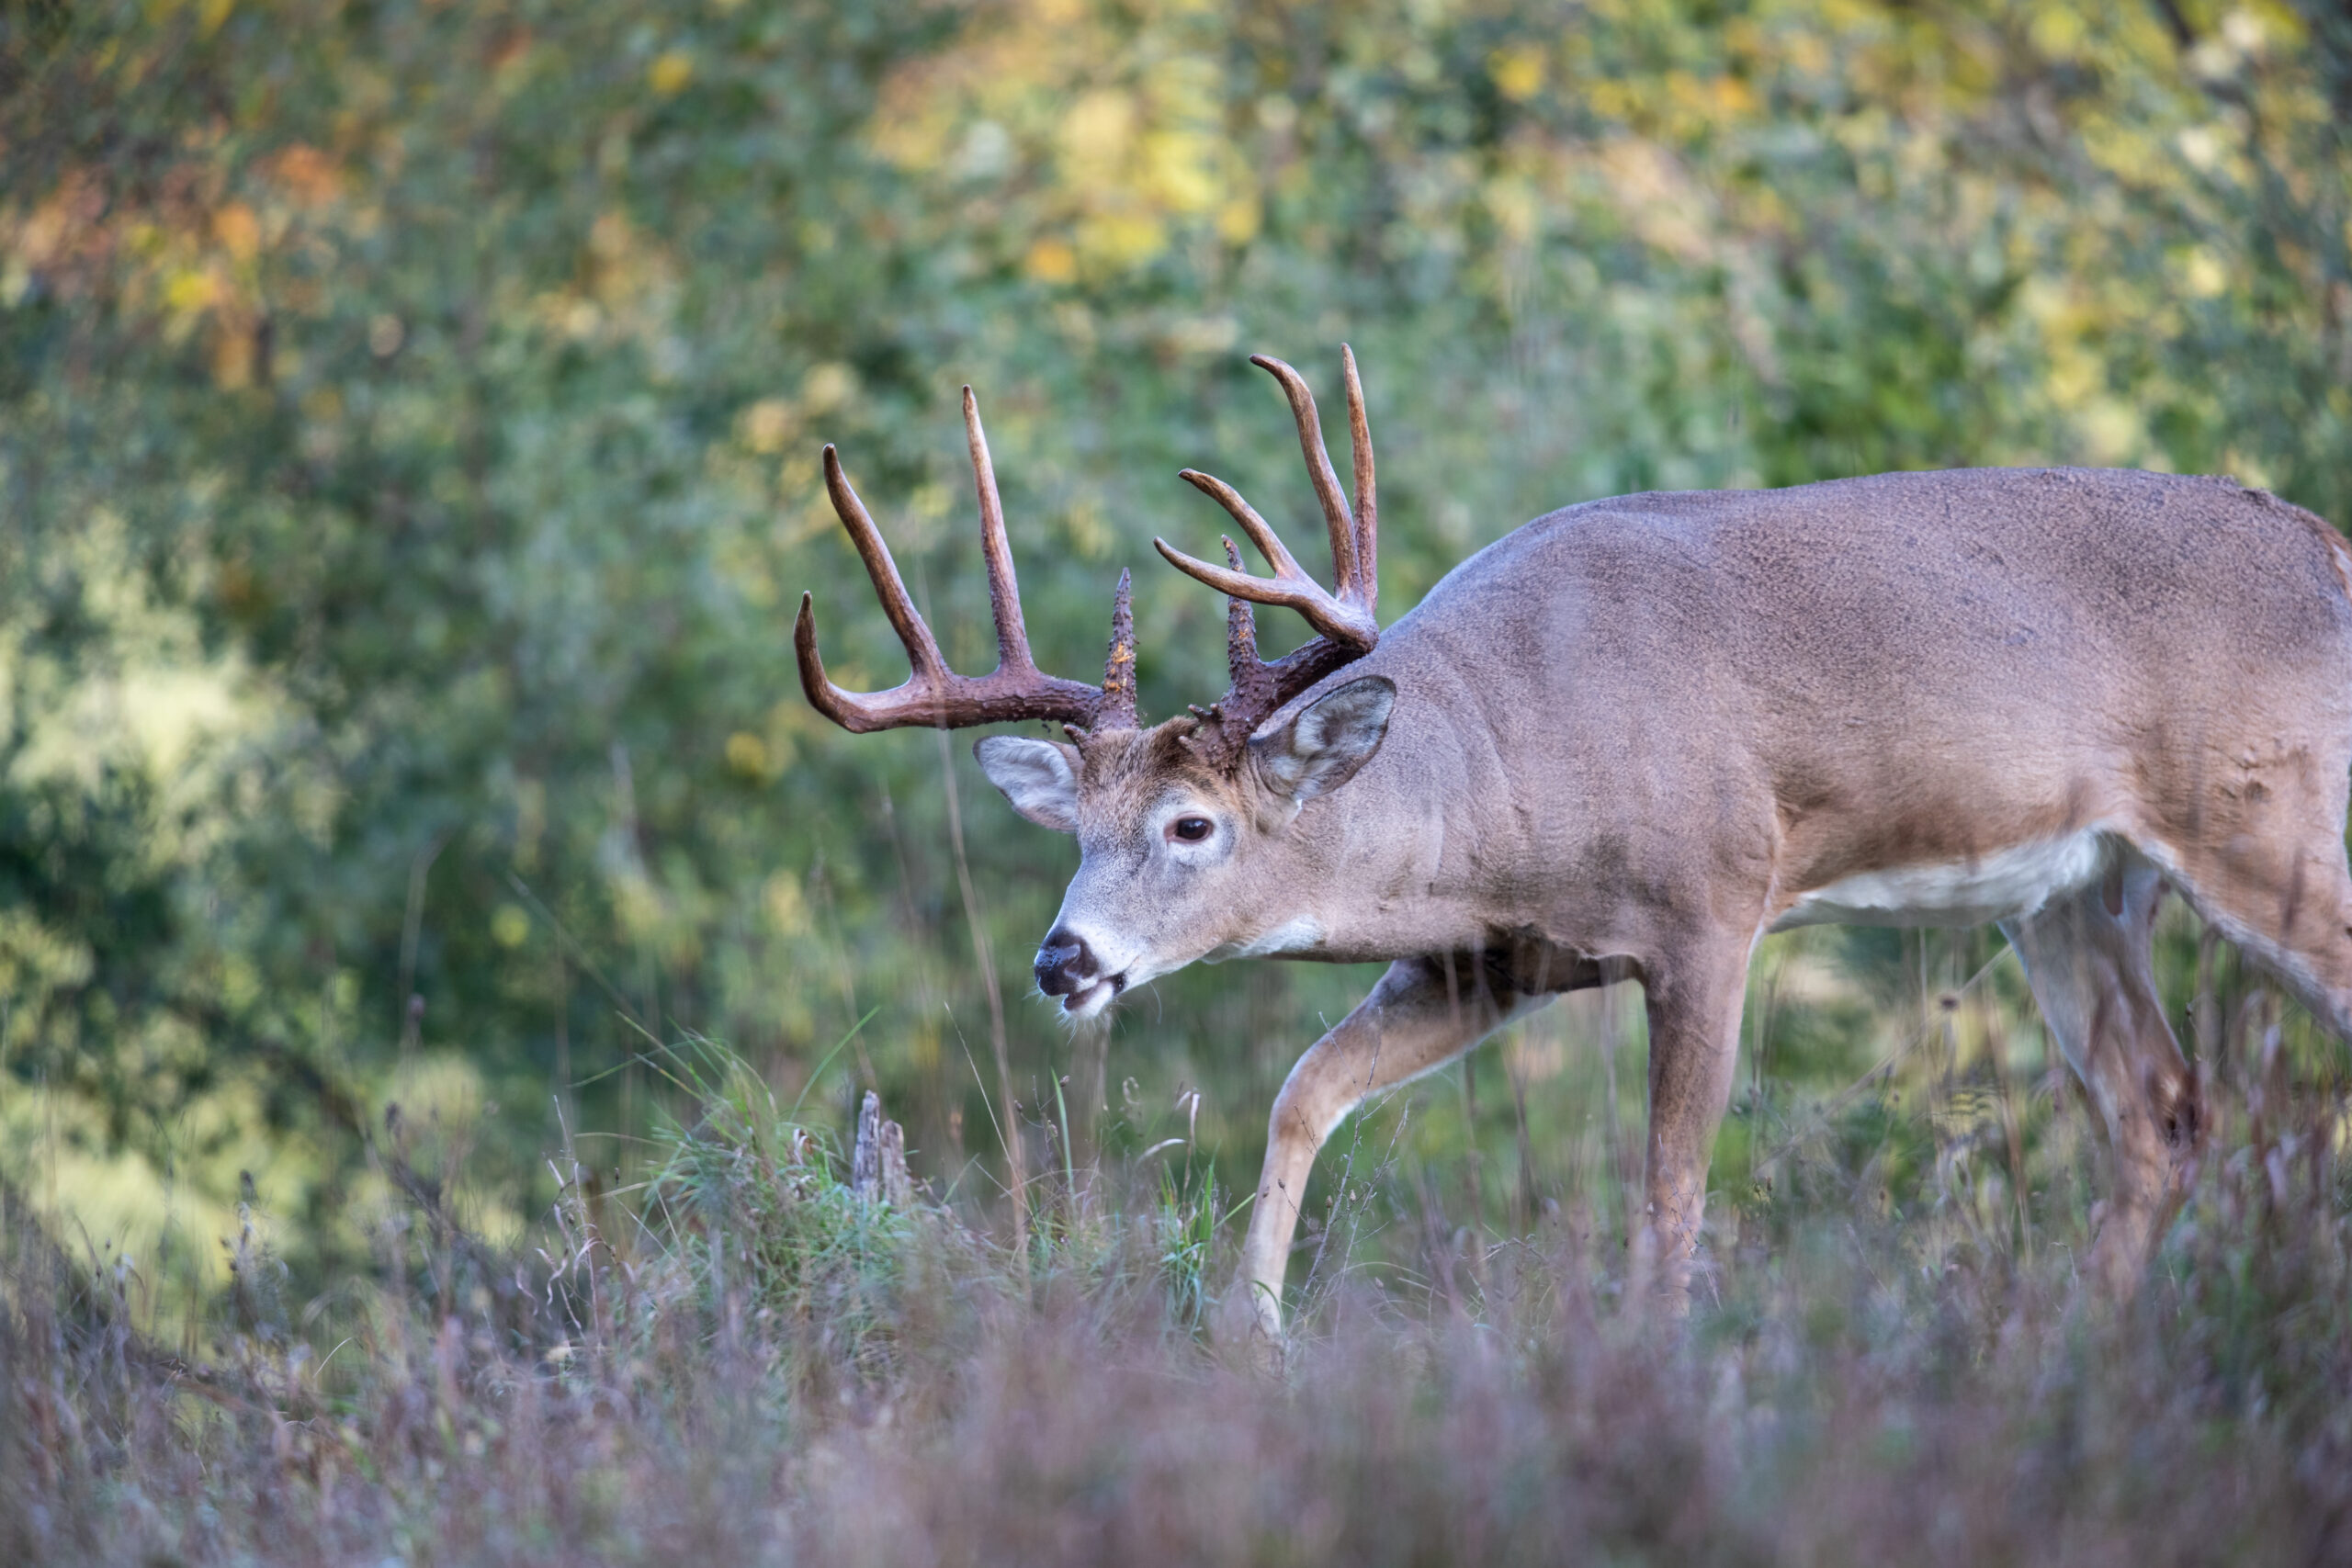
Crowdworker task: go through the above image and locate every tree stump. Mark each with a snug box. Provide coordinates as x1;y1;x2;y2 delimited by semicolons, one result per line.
851;1089;913;1208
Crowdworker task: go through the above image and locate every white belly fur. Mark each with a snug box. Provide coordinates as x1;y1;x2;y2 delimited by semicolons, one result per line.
1771;829;2110;931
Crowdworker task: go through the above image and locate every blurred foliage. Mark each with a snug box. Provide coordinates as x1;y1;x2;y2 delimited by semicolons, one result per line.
2;0;2349;1293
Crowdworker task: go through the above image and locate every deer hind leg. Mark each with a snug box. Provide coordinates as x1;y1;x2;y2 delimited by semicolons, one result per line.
1220;954;1549;1353
1999;852;2195;1291
2150;813;2352;1047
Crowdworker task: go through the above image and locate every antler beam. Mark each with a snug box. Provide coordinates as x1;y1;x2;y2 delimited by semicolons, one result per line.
796;387;1134;734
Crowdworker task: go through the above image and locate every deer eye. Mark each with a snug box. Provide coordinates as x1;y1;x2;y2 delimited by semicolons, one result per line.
1170;816;1213;843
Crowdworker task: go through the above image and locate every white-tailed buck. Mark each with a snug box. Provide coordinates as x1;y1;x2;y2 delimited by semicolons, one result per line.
797;350;2352;1343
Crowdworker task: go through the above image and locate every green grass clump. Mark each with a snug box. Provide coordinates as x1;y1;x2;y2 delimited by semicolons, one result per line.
639;1037;925;1388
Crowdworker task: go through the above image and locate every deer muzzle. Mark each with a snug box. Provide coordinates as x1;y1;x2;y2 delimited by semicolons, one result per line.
1035;929;1126;1014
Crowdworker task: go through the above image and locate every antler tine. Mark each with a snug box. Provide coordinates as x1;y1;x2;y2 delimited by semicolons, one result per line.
795;423;1105;735
964;386;1036;675
1220;536;1276;723
1170;466;1300;578
1250;352;1359;598
1099;567;1139;729
822;445;950;684
1340;344;1376;616
792;592;858;725
1153;481;1378;651
1160;469;1317;594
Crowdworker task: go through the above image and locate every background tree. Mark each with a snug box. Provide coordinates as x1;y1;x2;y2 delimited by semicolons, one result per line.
1;0;2345;1300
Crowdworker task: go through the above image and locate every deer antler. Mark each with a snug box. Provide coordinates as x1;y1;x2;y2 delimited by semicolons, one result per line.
796;386;1137;734
1155;346;1380;766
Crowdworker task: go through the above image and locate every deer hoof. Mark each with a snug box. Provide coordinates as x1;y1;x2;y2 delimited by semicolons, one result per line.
1210;1282;1284;1374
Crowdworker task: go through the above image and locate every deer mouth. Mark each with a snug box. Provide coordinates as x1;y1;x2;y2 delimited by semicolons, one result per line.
1062;972;1127;1019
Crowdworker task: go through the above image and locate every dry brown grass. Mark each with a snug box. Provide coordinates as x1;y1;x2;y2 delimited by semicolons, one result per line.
6;1019;2352;1568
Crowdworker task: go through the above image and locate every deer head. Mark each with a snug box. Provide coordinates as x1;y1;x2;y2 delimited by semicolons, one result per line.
795;350;1392;1018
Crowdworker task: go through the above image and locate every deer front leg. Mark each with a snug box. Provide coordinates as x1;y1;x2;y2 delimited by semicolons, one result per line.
1638;933;1753;1310
1218;954;1547;1353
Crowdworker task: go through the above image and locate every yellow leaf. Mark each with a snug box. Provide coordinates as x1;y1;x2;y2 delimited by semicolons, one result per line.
801;362;857;414
1215;195;1261;245
1077;211;1165;270
164;267;218;316
763;872;810;937
2179;247;2230;299
491;905;532;948
1143;130;1220;215
1488;45;1547;104
266;144;343;208
1024;237;1078;284
725;731;771;778
2029;7;2084;59
1063;89;1136;165
213;201;259;262
738;397;798;455
648;51;694;97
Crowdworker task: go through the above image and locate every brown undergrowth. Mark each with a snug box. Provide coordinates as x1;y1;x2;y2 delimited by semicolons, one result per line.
5;1027;2351;1567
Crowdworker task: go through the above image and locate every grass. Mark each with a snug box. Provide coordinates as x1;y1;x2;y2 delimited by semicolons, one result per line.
6;971;2352;1565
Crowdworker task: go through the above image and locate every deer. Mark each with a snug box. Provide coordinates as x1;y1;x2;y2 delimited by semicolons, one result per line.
794;347;2352;1347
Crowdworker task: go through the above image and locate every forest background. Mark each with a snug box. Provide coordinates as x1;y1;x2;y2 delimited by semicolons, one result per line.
4;0;2350;1320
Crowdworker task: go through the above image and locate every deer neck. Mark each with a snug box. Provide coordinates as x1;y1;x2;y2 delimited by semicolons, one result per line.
1229;731;1495;964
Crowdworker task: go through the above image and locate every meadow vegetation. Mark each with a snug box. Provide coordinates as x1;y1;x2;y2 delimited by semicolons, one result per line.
5;0;2352;1558
6;963;2352;1562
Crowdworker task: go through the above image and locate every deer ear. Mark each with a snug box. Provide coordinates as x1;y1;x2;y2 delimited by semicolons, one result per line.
1250;676;1396;820
974;736;1082;833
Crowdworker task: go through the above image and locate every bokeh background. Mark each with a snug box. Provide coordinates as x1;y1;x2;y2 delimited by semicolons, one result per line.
4;0;2348;1313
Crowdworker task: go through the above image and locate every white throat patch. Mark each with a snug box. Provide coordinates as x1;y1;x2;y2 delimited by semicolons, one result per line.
1203;916;1328;964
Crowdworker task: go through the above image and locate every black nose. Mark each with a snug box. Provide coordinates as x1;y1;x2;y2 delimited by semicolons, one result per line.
1035;929;1097;997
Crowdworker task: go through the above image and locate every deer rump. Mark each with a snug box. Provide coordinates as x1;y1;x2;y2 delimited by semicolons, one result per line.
797;352;2352;1344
